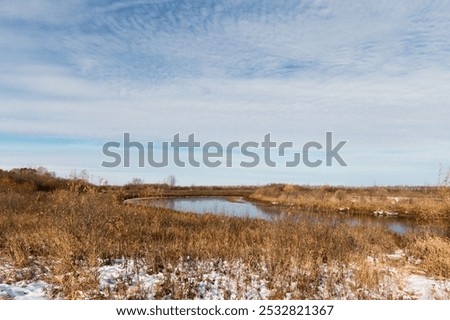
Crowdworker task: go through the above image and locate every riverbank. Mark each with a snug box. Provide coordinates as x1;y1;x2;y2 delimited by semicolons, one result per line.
249;184;450;223
127;196;448;237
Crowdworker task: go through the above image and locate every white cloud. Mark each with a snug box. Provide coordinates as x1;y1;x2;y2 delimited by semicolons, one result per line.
0;0;84;24
1;0;450;185
0;64;107;99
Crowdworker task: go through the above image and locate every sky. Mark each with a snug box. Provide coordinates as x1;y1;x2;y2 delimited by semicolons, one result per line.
1;0;450;186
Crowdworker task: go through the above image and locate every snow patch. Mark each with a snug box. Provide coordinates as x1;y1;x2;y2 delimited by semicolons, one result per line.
404;274;450;299
0;281;52;300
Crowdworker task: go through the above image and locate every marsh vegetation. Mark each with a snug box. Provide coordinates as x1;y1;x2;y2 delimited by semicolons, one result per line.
0;168;449;299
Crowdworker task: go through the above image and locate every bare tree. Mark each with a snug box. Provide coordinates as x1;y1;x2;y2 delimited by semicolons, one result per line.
166;175;176;188
69;169;91;182
131;177;144;185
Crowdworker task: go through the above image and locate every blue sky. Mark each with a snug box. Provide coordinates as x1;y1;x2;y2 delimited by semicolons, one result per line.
1;0;450;185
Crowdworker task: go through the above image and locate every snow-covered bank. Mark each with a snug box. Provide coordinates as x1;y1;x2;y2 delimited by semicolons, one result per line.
0;281;52;300
1;255;449;300
96;258;270;300
404;274;450;299
0;261;53;300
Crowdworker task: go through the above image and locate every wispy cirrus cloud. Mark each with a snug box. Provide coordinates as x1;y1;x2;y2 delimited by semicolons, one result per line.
1;0;450;184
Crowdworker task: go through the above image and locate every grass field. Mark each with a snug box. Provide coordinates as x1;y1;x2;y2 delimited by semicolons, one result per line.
1;168;450;299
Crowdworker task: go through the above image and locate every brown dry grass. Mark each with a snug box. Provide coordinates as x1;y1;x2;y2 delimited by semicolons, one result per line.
0;168;449;299
0;187;397;298
406;236;450;278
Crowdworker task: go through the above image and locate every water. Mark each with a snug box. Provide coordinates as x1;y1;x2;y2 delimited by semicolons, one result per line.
148;197;279;220
140;196;448;236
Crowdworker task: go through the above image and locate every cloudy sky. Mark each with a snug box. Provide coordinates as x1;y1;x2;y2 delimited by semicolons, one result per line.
1;0;450;186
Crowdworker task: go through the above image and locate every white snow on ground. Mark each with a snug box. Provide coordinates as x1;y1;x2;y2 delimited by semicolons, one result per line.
386;249;406;261
0;260;53;300
97;259;165;299
174;259;271;299
96;258;270;299
404;274;450;299
77;257;450;300
1;255;449;299
0;281;52;300
368;250;450;300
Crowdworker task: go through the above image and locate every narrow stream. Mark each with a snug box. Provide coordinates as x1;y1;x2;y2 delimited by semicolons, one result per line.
138;196;448;236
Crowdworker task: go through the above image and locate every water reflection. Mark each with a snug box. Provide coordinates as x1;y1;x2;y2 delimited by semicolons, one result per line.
143;197;448;236
149;197;278;220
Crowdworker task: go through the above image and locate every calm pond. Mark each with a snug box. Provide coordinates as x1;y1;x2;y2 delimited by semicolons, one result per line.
136;196;448;236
